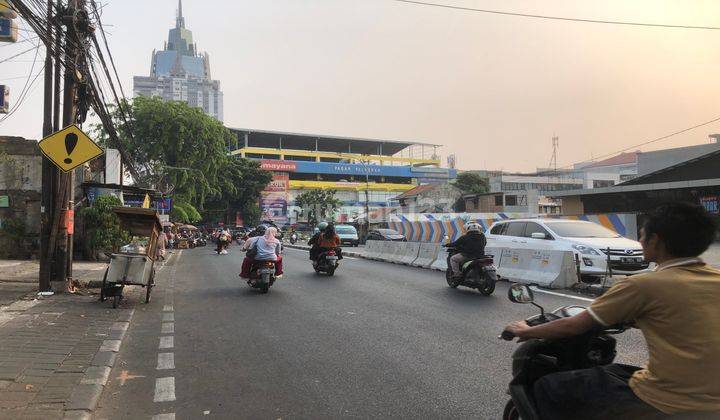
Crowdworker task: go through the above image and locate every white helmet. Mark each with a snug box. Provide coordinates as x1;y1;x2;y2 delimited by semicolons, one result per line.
466;222;482;233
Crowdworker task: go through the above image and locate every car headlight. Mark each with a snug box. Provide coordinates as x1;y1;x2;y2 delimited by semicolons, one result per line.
572;244;601;255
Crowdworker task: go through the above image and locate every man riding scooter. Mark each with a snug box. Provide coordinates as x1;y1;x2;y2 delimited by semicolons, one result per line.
504;202;720;419
445;222;487;280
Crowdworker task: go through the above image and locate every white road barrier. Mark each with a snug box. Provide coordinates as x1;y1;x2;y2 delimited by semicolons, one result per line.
397;242;421;265
496;248;578;289
378;241;402;263
412;243;441;268
364;240;385;260
430;248;449;271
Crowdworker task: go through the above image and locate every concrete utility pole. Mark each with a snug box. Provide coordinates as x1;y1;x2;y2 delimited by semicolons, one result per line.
36;0;90;292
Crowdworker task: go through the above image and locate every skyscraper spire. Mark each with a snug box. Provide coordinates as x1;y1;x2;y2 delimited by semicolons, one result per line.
176;0;185;29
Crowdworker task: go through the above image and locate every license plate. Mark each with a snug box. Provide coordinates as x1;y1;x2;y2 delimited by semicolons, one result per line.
621;257;642;264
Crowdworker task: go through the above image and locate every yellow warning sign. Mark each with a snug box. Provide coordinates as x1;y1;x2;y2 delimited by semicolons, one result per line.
38;124;103;172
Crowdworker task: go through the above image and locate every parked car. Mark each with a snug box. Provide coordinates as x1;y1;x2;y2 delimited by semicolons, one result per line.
366;229;407;242
485;219;650;276
335;225;360;247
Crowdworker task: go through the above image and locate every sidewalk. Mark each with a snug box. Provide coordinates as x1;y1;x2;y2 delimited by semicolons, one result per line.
0;259;148;419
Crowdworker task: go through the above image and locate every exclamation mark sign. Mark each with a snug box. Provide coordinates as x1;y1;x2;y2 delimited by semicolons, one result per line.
64;133;78;164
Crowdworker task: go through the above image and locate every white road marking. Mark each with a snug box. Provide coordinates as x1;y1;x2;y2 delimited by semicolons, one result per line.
157;353;175;370
530;287;595;303
159;336;174;349
161;323;174;334
152;414;175;420
162;313;174;322
163;305;173;312
153;377;176;402
99;339;121;352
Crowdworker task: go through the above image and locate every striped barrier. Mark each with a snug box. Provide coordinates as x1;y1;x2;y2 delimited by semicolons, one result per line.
412;243;441;268
388;212;638;242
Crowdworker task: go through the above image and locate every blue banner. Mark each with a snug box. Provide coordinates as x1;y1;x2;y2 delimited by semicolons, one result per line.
258;159;456;179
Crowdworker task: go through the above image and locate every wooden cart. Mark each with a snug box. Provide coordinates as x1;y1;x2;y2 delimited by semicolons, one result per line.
100;208;163;308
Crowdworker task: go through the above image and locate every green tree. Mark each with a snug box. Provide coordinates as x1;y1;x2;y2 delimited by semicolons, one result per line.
171;201;202;224
295;189;342;225
80;195;129;259
93;97;271;220
453;172;490;195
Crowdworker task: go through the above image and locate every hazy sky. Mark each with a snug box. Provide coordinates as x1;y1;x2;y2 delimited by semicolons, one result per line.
3;0;720;171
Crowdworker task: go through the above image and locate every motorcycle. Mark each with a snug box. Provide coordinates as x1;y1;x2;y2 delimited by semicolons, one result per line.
314;249;339;276
444;245;497;295
248;260;277;293
499;283;626;420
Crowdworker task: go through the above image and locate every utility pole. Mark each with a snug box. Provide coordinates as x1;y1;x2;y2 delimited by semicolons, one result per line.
39;0;55;292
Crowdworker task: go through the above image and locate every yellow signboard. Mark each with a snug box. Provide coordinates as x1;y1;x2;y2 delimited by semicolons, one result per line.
0;1;17;19
38;124;104;172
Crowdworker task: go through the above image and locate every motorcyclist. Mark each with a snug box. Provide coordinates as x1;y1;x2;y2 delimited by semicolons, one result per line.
504;202;720;419
445;222;486;279
313;223;342;264
252;227;283;277
239;225;267;278
308;222;328;261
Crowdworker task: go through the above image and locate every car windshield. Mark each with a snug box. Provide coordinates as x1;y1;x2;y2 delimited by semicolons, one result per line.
336;226;357;234
544;221;620;238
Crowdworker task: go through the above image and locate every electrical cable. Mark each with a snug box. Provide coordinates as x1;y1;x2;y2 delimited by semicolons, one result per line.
393;0;720;30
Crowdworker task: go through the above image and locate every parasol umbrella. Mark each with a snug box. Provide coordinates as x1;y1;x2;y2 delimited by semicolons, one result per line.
181;224;198;231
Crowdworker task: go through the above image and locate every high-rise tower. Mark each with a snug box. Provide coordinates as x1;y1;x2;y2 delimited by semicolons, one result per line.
133;0;223;121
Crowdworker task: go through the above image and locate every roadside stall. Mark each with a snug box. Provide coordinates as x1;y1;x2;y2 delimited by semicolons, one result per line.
100;208;162;308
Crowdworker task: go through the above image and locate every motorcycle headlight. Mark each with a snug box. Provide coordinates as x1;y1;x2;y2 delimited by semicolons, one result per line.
572;244;601;256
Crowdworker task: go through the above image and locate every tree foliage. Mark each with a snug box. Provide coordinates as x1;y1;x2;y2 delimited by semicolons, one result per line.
80;195;130;258
171;201;202;224
93;97;271;216
295;189;342;225
453;172;490;195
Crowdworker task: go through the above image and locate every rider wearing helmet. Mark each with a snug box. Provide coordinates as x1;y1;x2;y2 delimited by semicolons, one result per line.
308;222;328;262
446;222;487;279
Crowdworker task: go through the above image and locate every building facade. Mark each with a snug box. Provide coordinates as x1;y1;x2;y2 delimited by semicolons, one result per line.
228;128;456;225
133;0;223;121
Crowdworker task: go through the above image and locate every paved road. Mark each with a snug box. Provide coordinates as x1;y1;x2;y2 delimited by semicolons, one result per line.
95;246;647;419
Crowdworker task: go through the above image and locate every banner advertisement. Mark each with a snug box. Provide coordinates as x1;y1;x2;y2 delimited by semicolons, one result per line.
260;173;289;224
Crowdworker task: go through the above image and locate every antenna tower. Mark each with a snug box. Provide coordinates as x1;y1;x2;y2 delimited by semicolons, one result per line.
548;135;559;173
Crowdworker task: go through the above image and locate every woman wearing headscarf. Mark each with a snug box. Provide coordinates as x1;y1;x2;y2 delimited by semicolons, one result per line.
252;227;284;276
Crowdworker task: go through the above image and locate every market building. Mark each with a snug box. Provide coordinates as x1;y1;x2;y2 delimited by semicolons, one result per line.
228;128;456;225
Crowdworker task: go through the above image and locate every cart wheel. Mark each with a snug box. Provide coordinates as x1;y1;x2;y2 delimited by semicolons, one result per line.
112;295;120;308
100;268;109;302
146;269;156;304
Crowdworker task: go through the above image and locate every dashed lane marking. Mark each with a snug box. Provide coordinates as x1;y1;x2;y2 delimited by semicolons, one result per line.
159;336;174;349
153;377;176;402
163;305;174;312
152;414;175;420
161;323;174;334
162;313;174;322
157;353;175;370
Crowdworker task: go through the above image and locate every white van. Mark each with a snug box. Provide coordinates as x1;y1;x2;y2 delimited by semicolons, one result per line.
486;219;650;276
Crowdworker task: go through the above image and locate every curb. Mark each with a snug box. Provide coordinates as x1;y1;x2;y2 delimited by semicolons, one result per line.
283;243;365;259
64;308;134;417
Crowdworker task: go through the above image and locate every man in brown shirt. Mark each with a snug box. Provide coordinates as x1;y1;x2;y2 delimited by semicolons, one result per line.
505;202;720;419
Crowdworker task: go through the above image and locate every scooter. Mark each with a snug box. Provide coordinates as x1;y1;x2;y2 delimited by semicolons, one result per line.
444;245;497;295
499;283;626;420
247;261;277;293
313;249;339;276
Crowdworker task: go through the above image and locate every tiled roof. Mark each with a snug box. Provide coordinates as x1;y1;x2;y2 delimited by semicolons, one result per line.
587;152;639;168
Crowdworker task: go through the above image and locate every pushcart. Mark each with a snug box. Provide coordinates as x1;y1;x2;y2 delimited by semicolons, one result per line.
100;208;163;308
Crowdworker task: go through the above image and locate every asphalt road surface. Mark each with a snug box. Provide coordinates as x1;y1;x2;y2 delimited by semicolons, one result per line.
95;246;647;420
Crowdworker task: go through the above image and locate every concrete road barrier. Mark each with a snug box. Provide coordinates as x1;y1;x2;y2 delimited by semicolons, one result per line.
396;242;421;265
378;241;402;263
430;247;449;271
412;243;441;268
497;248;578;289
364;241;385;260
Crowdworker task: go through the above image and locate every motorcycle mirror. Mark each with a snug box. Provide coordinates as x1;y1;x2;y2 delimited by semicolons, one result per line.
508;284;534;304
